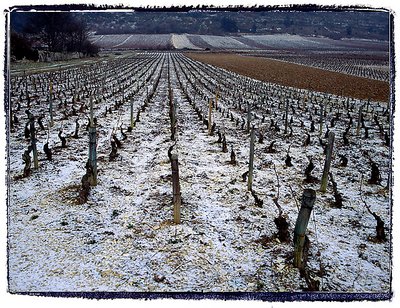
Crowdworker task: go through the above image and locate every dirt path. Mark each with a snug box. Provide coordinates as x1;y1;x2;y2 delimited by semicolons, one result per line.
169;63;259;291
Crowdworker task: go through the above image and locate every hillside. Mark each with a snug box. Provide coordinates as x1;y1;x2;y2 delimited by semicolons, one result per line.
78;10;389;41
11;9;390;41
90;33;389;52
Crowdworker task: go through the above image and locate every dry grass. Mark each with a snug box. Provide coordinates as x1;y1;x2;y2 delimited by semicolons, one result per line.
186;52;390;103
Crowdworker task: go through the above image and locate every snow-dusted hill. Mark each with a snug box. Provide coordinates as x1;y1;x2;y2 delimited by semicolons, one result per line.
90;33;388;52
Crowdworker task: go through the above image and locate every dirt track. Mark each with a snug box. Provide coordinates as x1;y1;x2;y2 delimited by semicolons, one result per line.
186;52;390;102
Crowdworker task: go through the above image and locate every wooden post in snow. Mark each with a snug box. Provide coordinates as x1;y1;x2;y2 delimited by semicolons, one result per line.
171;154;181;224
89;95;94;123
319;100;324;137
356;104;363;136
171;98;177;140
25;71;30;107
173;99;178;121
88;125;97;186
284;98;289;135
28;112;38;169
208;98;212;135
49;80;54;127
302;93;307;110
248;126;255;191
294;189;316;269
246;102;251;133
102;73;105;94
88;97;97;186
130;99;134;130
215;88;219;110
320;131;335;193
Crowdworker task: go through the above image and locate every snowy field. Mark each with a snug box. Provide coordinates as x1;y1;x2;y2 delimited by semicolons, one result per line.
171;34;202;50
7;52;391;296
88;33;389;82
90;33;388;52
196;35;249;49
90;34;173;50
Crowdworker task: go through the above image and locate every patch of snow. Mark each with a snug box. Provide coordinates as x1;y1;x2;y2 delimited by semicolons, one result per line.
200;35;249;49
244;34;334;49
171;34;202;50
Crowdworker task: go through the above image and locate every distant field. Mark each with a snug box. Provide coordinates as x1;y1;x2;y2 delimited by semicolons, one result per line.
246;51;389;82
89;33;389;87
186;52;390;102
90;33;388;52
90;34;173;50
13;33;389;96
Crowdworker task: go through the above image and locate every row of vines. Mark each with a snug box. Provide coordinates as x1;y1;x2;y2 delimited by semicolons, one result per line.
8;51;391;293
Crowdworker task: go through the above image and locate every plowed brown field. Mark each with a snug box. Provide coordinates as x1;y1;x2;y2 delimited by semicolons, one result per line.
186;53;390;102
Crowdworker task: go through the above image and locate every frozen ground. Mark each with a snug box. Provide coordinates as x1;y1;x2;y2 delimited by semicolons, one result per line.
7;52;391;295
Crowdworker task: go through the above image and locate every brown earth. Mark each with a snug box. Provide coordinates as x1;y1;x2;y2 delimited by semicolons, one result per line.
186;52;390;103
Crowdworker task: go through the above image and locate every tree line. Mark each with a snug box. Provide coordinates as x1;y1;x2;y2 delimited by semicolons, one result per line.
10;12;99;61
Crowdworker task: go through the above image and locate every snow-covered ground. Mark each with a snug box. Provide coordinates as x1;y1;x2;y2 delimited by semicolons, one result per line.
89;34;132;49
197;35;249;49
243;34;332;49
7;52;391;295
171;34;202;50
90;33;388;52
91;34;172;50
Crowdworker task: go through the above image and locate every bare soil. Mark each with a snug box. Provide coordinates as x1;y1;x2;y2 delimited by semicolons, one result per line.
186;52;390;102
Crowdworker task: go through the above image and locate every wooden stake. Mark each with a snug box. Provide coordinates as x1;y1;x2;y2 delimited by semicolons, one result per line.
25;71;29;107
28;112;38;169
320;131;335;192
356;104;363;136
88;97;97;186
171;154;181;224
248;126;255;191
89;96;94;126
222;134;228;152
171;98;177;140
215;88;219;110
88;125;97;186
319;100;324;136
294;189;316;269
208;98;212;135
49;80;53;127
246;102;251;133
130;99;134;129
284;98;289;135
